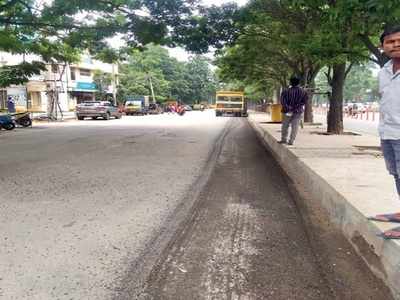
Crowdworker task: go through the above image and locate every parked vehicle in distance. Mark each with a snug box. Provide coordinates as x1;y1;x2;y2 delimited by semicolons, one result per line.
344;103;351;114
184;105;192;111
76;101;122;120
192;104;202;110
147;103;163;114
0;114;16;130
355;103;366;113
215;91;247;117
124;96;150;115
11;112;32;127
125;100;146;115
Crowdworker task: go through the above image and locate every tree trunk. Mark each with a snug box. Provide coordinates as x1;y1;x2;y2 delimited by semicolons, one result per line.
300;67;319;123
304;92;313;123
327;63;346;134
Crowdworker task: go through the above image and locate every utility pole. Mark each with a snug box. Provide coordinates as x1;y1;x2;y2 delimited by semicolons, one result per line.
148;73;156;104
112;64;117;106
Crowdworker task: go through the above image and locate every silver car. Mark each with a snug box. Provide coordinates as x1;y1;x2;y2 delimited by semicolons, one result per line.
76;101;122;120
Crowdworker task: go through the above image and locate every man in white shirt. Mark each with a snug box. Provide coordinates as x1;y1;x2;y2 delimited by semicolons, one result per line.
370;26;400;238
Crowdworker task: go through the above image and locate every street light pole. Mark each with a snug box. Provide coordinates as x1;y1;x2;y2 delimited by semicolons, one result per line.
112;64;117;106
148;73;156;104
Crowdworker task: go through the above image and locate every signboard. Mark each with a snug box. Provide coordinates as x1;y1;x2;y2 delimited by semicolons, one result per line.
74;82;97;91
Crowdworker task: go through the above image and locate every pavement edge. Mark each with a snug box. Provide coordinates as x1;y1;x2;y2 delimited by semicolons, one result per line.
247;114;400;300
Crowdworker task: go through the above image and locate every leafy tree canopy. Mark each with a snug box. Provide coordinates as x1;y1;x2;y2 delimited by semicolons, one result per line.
117;45;217;104
0;0;220;87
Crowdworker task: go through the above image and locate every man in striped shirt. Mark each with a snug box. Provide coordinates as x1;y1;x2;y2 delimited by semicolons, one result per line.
279;76;308;145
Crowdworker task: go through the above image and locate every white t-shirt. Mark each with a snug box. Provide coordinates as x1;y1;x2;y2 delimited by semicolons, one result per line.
379;60;400;140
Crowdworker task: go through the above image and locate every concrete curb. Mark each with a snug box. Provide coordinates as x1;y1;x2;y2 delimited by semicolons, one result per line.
248;114;400;300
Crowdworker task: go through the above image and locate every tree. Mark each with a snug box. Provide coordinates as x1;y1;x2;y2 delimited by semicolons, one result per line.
343;63;378;103
289;0;400;133
0;0;202;86
118;45;217;104
215;0;324;122
93;70;112;102
118;46;172;103
182;56;217;103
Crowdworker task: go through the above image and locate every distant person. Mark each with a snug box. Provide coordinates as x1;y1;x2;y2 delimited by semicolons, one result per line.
278;76;308;145
7;96;16;113
369;25;400;238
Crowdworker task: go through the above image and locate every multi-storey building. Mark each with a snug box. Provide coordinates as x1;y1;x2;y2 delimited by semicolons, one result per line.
0;52;118;113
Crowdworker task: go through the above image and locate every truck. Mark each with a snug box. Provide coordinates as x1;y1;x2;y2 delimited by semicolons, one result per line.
124;96;150;115
215;91;247;117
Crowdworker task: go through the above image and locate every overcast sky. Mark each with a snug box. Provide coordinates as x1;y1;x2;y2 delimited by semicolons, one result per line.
202;0;248;6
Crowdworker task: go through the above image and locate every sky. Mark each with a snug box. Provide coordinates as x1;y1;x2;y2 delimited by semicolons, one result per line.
203;0;248;6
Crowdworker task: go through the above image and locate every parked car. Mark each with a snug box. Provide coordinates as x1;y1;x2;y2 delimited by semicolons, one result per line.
184;105;192;111
76;101;122;120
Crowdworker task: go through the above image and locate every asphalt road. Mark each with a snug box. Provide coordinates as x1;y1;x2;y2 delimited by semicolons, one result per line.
0;111;227;299
0;111;392;299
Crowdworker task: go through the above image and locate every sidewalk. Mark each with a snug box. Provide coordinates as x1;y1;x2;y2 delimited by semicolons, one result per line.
248;111;400;299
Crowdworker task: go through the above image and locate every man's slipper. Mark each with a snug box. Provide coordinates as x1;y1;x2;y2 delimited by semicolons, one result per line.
368;213;400;223
377;226;400;239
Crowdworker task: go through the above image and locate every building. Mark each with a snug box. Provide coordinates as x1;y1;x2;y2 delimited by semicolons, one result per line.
0;52;118;113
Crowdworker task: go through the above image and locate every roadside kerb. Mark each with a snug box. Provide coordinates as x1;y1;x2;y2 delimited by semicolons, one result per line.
247;111;400;299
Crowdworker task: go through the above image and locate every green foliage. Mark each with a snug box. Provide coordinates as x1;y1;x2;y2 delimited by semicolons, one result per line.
182;56;217;103
172;3;242;53
118;45;217;104
215;0;323;98
0;61;46;87
93;70;112;101
0;0;204;85
343;63;379;102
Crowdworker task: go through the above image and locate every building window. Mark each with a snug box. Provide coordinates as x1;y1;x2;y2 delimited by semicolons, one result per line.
79;69;91;77
70;68;76;80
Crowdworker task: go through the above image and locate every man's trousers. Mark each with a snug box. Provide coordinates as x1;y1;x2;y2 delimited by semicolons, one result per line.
281;112;302;144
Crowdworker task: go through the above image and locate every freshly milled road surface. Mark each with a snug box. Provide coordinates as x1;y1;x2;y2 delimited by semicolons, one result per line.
0;111;392;299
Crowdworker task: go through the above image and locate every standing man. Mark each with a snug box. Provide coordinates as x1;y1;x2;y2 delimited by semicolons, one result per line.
279;76;308;145
7;96;16;113
369;26;400;238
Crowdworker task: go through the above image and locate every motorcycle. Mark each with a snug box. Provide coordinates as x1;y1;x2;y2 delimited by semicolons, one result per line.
177;106;186;116
0;114;16;130
12;112;32;127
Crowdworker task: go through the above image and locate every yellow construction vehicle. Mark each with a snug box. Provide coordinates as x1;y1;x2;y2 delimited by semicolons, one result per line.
215;91;247;117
